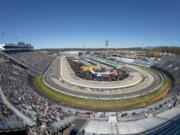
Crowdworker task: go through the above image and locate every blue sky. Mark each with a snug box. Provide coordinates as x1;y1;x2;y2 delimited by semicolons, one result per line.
0;0;180;48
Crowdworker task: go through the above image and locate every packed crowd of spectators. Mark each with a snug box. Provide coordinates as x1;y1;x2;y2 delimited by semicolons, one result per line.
0;52;74;134
0;98;27;132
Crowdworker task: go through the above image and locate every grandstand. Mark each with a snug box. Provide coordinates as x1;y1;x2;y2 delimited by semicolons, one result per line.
153;56;180;85
0;50;75;134
8;51;56;75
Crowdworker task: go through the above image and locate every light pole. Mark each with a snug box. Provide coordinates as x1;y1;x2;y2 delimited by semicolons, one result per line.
1;32;5;44
105;40;109;57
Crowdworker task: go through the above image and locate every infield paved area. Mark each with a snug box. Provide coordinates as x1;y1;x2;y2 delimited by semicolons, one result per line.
60;56;143;89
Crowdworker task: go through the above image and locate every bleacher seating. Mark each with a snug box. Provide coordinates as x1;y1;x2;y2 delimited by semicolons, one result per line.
153;56;180;85
0;51;74;134
8;51;55;75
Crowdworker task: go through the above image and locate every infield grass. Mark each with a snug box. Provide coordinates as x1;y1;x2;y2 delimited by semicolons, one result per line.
33;72;171;110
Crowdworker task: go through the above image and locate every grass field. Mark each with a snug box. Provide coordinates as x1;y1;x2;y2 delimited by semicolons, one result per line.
33;72;171;111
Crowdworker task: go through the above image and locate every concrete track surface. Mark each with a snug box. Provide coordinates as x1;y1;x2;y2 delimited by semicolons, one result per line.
43;56;163;99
